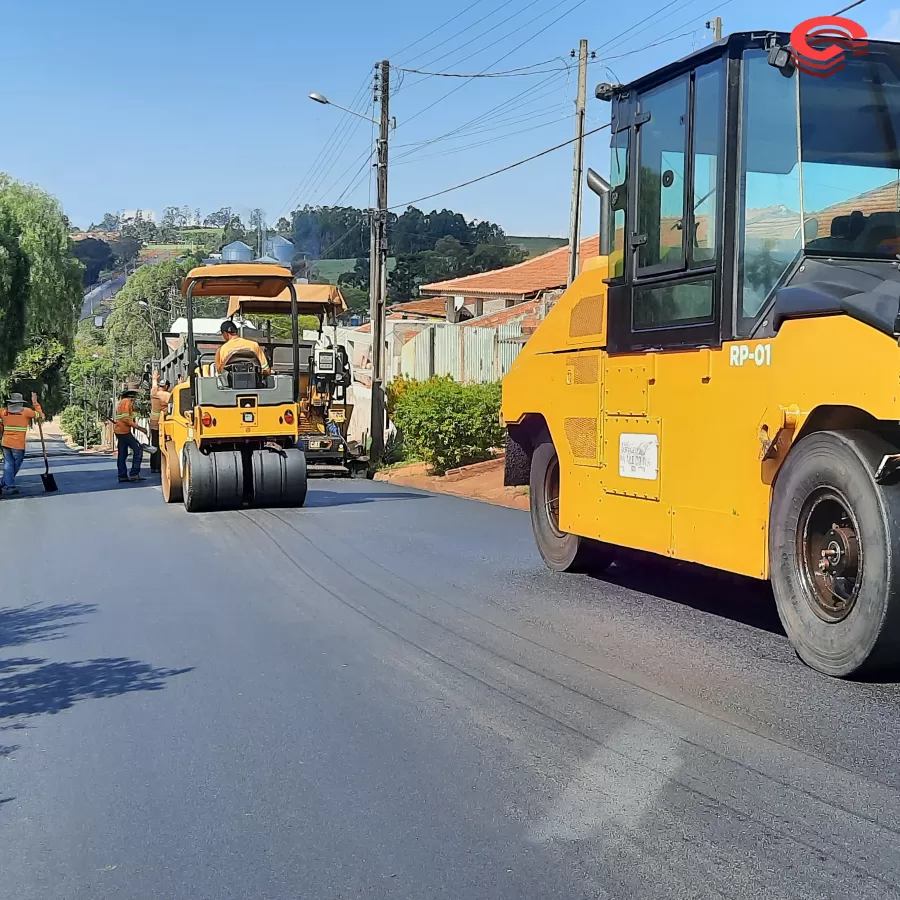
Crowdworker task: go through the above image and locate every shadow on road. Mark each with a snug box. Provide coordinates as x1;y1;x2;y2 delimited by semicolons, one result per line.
0;656;192;720
3;468;158;501
1;603;192;720
305;489;430;508
0;603;97;650
593;550;786;636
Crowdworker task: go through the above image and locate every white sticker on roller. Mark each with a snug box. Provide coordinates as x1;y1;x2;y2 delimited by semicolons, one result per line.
619;433;659;480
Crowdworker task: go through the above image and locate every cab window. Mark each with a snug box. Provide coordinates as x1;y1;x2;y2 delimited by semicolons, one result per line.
636;75;688;273
609;129;628;279
737;50;802;329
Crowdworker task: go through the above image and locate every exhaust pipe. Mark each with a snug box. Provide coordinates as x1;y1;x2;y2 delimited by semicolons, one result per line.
587;168;611;257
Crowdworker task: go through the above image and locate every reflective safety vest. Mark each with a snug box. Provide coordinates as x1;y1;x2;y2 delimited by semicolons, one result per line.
149;387;171;429
114;398;137;435
0;406;40;451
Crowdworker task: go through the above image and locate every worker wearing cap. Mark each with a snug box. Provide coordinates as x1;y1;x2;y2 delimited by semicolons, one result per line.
215;321;271;374
0;392;42;496
115;383;148;483
148;370;171;475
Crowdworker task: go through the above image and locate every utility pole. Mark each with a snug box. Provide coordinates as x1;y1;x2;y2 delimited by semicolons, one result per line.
706;16;723;40
369;59;390;468
568;40;589;286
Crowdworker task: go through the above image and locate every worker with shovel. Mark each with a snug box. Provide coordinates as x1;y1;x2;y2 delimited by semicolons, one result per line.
115;382;148;483
0;392;43;496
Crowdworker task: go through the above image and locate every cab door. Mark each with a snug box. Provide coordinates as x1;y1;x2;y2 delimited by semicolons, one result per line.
601;56;730;557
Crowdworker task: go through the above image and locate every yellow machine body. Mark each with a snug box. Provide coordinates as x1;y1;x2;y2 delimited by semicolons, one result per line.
502;257;900;580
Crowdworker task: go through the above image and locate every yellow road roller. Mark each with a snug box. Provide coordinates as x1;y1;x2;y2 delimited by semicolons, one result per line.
227;284;368;477
158;264;307;512
502;31;900;677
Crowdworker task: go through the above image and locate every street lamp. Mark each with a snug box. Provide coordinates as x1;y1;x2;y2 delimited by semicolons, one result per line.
308;92;379;125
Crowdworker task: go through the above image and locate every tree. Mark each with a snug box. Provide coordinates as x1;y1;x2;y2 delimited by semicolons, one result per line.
203;207;231;228
0;174;83;414
100;212;120;231
221;214;247;248
109;236;142;267
338;256;370;292
71;238;114;286
0;211;29;377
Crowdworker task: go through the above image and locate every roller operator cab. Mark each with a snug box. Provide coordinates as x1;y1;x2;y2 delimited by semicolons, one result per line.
503;31;900;678
158;264;308;512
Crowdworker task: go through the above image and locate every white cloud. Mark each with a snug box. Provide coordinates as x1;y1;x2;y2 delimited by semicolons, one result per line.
877;8;900;40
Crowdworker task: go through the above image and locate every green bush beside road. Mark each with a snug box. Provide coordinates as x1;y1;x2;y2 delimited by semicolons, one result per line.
391;376;503;475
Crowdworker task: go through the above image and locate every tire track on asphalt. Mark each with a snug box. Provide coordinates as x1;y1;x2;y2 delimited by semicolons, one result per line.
233;508;900;894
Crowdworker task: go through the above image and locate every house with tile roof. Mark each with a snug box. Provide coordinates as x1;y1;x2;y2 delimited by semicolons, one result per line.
415;235;600;323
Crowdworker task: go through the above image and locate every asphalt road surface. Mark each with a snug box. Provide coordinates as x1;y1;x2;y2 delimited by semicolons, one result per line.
81;274;126;321
3;445;900;899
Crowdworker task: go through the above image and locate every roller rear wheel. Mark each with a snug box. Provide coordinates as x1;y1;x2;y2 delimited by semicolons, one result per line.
529;437;615;573
161;439;183;504
250;447;308;508
770;429;900;677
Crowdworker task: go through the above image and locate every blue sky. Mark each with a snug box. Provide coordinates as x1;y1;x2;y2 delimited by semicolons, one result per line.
1;0;897;238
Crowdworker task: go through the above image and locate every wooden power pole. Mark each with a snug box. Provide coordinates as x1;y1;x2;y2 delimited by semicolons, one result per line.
369;59;391;469
568;40;589;286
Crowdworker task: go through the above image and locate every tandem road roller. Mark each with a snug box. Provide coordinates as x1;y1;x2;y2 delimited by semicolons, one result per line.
158;264;308;512
226;284;368;477
503;30;900;677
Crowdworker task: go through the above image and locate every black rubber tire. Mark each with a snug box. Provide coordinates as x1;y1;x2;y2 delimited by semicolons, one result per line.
183;442;216;513
250;449;284;508
770;429;900;677
282;447;308;508
212;450;244;510
161;439;183;504
529;437;615;573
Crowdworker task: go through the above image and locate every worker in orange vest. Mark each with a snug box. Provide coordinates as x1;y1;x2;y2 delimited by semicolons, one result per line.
115;382;148;483
148;370;171;475
0;392;43;496
215;320;271;373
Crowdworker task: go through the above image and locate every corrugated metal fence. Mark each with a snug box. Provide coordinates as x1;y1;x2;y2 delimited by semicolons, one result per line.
400;323;523;384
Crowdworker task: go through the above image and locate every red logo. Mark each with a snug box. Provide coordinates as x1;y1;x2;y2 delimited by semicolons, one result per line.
790;16;868;77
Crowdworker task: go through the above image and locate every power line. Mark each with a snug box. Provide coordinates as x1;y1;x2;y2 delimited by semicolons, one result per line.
397;0;521;69
275;70;374;221
391;69;571;164
833;0;867;13
389;123;609;210
389;0;488;63
395;59;566;78
401;0;590;129
411;0;547;76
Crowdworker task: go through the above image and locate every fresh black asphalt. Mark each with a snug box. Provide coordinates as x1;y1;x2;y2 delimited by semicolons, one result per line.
2;445;900;899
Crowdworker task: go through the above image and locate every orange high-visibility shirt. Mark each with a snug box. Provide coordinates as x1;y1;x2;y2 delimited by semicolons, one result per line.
0;403;42;451
215;337;268;373
114;397;138;435
149;386;171;430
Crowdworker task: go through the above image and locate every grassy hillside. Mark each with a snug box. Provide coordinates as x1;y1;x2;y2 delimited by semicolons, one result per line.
311;257;397;284
508;236;568;257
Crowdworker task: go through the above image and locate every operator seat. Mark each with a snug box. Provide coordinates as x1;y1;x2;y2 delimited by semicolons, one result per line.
220;348;264;390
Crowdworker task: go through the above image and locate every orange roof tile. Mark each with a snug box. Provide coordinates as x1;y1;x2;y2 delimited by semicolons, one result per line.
461;298;542;329
420;235;600;297
388;297;449;317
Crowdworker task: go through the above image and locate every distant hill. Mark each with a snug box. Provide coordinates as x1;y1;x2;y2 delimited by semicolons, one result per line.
508;236;568;257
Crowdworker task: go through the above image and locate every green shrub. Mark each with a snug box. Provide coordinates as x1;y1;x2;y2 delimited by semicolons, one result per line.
392;376;504;475
60;404;101;446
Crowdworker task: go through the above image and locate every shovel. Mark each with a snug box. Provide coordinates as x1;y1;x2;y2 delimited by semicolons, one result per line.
36;421;58;492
